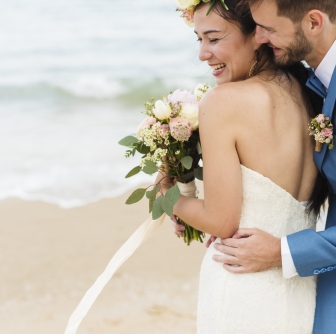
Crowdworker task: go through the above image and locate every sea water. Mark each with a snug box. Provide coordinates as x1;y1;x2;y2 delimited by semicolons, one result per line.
0;0;213;208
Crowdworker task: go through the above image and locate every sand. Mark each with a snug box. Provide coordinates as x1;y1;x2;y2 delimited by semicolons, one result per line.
0;184;207;334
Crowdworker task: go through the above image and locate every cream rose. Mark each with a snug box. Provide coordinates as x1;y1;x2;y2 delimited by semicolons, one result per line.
180;104;199;130
194;83;209;101
173;0;201;9
152;100;172;120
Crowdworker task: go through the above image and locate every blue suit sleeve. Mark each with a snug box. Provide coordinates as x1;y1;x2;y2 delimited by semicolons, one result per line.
287;226;336;277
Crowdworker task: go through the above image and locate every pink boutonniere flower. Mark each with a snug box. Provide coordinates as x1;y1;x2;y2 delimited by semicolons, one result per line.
308;114;334;152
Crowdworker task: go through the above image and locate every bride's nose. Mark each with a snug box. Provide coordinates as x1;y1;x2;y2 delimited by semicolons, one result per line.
198;43;212;61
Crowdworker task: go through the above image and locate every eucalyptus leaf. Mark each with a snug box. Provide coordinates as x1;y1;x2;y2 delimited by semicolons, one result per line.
194;167;203;181
125;188;146;205
165;185;180;206
118;136;138;147
181;156;193;170
196;142;202;154
146;185;160;213
143;160;158;175
146;185;160;199
161;196;173;217
125;166;141;178
136;142;150;154
152;196;164;219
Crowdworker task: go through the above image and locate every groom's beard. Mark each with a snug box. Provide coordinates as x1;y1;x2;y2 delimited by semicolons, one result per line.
271;25;313;67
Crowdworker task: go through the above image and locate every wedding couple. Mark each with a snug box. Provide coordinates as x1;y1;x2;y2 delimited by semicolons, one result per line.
162;0;336;332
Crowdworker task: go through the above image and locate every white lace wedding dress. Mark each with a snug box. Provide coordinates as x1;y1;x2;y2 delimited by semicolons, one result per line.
197;165;317;334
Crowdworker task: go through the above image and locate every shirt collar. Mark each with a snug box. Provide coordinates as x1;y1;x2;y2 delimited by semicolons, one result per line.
315;40;336;89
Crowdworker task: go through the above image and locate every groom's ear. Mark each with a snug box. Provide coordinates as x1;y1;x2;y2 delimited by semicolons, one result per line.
301;10;325;37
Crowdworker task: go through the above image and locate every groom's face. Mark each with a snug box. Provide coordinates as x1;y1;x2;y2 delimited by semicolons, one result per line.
250;0;313;66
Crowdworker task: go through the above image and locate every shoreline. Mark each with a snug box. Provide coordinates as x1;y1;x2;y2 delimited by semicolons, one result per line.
0;185;206;333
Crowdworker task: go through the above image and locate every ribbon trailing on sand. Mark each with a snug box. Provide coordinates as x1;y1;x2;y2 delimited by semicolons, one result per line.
64;214;166;334
64;180;197;334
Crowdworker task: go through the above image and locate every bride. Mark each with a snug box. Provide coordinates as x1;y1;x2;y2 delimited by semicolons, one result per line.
159;0;328;332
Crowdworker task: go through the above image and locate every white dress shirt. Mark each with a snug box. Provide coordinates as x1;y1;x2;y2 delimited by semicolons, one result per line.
281;40;336;278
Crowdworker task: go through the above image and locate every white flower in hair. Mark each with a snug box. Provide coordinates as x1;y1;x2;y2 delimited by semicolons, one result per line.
173;0;201;10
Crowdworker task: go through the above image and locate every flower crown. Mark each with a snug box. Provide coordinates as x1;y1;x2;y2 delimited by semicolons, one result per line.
174;0;228;27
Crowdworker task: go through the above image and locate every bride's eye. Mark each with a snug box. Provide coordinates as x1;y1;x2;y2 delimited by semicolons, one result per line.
196;38;202;42
209;38;219;43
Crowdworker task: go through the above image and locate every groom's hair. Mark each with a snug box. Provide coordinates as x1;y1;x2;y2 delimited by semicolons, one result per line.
249;0;336;23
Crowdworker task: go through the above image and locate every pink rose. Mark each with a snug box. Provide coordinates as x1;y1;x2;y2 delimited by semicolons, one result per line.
322;128;333;137
147;117;157;126
169;117;192;142
136;116;157;138
315;114;325;123
167;89;198;106
159;124;169;138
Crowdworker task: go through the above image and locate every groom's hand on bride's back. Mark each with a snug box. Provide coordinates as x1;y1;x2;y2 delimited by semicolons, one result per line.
212;228;282;273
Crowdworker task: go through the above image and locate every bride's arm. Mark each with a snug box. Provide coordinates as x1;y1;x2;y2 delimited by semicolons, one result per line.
166;87;242;239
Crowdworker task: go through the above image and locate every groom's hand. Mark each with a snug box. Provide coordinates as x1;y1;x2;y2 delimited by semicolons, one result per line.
212;228;282;273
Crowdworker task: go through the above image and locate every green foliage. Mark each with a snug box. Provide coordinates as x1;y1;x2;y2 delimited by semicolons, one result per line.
146;185;160;213
152;196;164;219
181;156;193;170
165;185;180;205
125;166;141;178
125;188;146;205
136;142;150;154
161;196;173;217
194;167;203;181
142;160;158;175
196;142;202;154
125;149;136;158
118;136;138;147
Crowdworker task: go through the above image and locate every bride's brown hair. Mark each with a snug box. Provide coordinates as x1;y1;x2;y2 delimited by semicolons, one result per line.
196;0;328;216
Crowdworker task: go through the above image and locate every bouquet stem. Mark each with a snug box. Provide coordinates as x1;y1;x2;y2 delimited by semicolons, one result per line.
178;219;205;245
315;141;323;152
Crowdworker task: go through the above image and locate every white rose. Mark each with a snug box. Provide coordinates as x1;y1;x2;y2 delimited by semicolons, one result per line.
173;0;201;9
194;83;210;101
180;104;199;130
152;100;172;120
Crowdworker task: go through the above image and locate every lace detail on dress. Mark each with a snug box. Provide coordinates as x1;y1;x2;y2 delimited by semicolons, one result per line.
197;166;316;334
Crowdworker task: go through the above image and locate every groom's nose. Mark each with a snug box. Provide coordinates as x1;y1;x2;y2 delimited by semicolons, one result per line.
255;26;270;44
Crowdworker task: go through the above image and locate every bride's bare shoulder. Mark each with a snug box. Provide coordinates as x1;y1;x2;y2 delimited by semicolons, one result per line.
199;78;273;121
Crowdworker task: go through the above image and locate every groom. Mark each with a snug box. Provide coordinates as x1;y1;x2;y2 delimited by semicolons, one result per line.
213;0;336;332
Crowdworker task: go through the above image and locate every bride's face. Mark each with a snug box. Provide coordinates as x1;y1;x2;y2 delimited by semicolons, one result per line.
194;5;256;85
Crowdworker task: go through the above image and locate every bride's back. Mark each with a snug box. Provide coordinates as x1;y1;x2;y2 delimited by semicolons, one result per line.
215;74;317;202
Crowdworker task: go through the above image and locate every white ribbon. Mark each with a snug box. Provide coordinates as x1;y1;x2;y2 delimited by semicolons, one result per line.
177;180;197;198
64;214;166;334
64;180;197;333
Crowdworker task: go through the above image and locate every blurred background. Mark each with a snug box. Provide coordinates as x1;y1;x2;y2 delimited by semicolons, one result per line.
1;1;212;332
0;0;212;208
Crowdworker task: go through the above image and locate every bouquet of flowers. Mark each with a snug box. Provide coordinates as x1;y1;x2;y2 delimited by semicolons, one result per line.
308;114;334;152
119;83;211;245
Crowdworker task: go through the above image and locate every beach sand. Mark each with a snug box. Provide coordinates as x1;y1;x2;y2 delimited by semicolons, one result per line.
0;183;207;334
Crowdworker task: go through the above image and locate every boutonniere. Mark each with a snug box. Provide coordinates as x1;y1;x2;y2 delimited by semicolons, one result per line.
308;114;334;152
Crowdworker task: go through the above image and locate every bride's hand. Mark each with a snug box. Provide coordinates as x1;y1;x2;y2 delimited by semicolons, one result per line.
205;235;217;248
154;164;174;194
171;215;185;236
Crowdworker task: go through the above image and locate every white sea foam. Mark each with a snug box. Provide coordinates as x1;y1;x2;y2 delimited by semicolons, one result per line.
0;0;212;208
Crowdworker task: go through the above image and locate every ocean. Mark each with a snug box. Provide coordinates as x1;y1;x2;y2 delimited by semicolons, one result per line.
0;0;213;208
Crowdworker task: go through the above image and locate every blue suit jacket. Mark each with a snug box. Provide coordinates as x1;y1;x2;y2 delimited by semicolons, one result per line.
287;66;336;334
